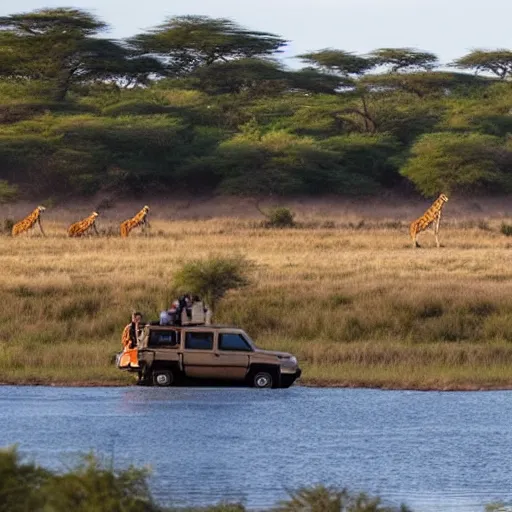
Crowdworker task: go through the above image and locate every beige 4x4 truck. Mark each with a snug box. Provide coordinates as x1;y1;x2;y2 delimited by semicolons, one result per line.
117;324;302;389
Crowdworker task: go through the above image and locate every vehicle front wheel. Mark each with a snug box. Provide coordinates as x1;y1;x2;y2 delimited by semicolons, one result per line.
152;370;174;387
252;371;273;389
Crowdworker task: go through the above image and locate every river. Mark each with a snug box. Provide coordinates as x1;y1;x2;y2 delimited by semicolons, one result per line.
1;386;511;511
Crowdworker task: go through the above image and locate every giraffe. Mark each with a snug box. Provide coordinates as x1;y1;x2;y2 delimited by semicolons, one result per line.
11;206;46;236
120;205;150;238
67;212;100;237
409;193;449;248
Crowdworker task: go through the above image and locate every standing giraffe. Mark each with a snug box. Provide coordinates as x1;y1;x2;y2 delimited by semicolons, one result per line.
120;205;150;238
68;212;100;237
12;206;46;236
409;194;449;248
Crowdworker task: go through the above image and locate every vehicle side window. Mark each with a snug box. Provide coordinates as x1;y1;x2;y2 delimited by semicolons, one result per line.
148;330;178;348
185;332;214;350
219;333;252;352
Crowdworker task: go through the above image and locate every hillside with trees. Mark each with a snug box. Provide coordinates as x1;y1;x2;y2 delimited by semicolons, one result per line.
0;7;511;201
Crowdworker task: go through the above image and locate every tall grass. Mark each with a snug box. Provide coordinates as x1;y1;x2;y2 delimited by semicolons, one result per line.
2;215;512;388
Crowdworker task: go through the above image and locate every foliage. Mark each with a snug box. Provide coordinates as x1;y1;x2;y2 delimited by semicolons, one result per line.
0;448;414;511
262;206;296;228
129;15;287;76
1;7;512;199
500;223;512;237
360;72;487;98
400;133;512;196
173;255;253;313
0;8;162;101
452;49;512;79
275;485;412;512
368;48;438;72
297;49;374;77
0;447;158;512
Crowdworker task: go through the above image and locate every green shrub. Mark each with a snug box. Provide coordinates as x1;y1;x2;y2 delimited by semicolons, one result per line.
276;485;411;512
500;223;512;236
264;207;296;228
173;255;253;314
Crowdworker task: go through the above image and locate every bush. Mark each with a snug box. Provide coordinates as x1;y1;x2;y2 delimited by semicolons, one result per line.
264;207;296;228
501;223;512;236
173;255;253;314
0;447;158;512
275;485;412;512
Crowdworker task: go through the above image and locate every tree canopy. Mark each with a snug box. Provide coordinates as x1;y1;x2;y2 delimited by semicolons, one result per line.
129;15;287;76
0;8;162;100
452;49;512;80
368;48;439;72
1;7;511;200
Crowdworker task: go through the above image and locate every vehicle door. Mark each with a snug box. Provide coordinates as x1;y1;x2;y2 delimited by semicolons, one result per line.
144;329;180;366
181;330;218;379
215;332;252;380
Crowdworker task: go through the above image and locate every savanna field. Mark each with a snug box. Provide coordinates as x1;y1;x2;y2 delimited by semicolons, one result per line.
2;197;512;390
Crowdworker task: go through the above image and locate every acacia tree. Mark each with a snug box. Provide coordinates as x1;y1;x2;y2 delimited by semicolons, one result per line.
297;49;377;133
129;15;287;77
368;48;438;72
452;49;512;80
360;71;487;98
0;8;162;100
297;49;375;78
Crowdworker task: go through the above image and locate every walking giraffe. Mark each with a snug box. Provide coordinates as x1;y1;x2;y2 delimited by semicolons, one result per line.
409;194;449;248
12;206;46;236
120;206;150;238
68;212;99;237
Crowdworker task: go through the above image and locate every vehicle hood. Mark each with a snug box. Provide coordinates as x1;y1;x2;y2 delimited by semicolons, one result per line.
254;349;294;359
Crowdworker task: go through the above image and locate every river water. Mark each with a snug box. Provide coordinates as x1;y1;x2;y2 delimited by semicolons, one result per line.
1;386;511;511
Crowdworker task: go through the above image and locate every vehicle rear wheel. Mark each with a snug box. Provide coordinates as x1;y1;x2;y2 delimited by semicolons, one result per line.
152;370;174;387
253;371;273;389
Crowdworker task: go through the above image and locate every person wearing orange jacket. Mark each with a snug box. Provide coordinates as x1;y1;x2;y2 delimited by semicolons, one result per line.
120;312;143;368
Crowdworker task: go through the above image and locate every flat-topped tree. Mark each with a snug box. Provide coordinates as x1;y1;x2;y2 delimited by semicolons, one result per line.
297;49;377;133
452;49;512;80
129;15;287;77
368;48;438;73
0;8;163;100
297;49;375;78
360;71;489;98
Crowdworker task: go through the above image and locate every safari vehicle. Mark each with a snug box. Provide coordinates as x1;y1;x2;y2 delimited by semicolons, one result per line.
117;324;301;389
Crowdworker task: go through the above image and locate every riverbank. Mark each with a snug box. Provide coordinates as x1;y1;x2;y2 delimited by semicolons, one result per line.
2;212;512;391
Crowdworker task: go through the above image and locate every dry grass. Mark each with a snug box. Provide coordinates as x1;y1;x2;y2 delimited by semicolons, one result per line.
2;206;512;389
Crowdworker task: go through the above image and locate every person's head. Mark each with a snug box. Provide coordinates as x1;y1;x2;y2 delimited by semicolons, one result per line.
132;312;143;323
192;295;200;302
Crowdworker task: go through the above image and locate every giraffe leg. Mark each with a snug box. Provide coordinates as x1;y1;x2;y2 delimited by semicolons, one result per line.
93;223;99;236
37;218;46;237
434;218;441;248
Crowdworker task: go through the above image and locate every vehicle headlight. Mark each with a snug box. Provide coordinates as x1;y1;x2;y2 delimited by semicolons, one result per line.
289;356;297;366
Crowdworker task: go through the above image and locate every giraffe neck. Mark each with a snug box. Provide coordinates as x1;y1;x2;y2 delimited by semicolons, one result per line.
430;198;445;213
